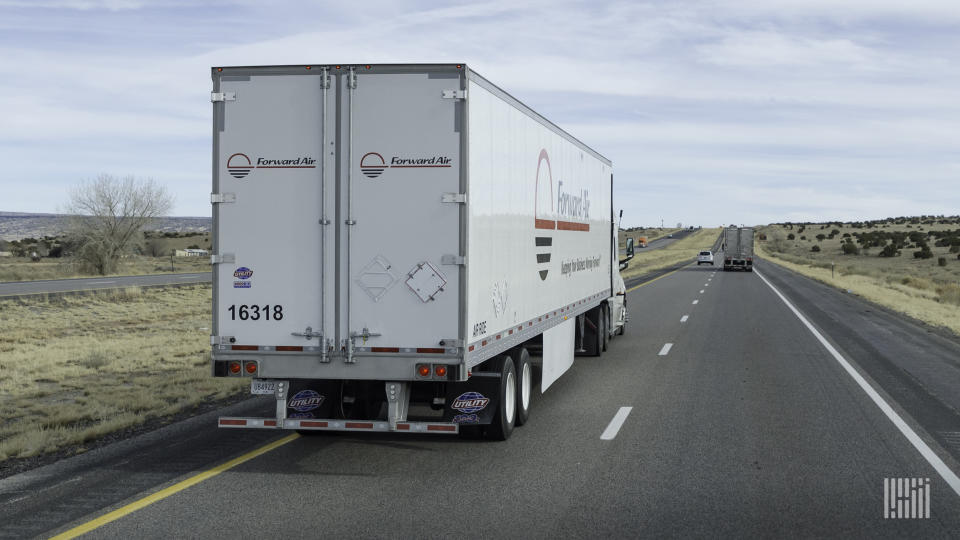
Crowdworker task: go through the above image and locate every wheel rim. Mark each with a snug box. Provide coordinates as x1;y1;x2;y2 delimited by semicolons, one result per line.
520;361;532;411
505;371;516;423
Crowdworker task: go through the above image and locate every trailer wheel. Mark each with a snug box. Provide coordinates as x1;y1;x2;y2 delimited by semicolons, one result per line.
510;348;532;427
484;355;516;441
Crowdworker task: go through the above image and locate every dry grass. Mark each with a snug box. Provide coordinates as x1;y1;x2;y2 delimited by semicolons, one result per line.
0;284;245;461
0;255;210;282
621;228;722;280
755;241;960;336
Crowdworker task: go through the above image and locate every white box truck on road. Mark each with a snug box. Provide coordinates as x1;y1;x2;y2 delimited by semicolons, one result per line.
210;64;630;439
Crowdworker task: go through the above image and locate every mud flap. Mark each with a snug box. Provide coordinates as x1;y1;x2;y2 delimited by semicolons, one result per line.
442;373;502;425
285;380;339;420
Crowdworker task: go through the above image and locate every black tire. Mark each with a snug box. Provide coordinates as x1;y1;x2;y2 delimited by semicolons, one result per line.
617;300;626;336
484;355;516;441
601;304;610;352
510;348;532;427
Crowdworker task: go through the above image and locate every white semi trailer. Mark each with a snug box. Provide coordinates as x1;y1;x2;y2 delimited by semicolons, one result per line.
722;226;754;271
210;64;630;440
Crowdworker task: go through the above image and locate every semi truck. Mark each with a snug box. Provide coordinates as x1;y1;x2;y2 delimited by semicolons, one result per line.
722;226;754;271
209;64;630;440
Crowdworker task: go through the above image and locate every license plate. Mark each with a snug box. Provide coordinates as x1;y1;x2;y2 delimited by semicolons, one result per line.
251;380;277;395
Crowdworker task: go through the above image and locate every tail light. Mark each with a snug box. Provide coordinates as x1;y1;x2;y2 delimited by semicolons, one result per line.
229;361;242;375
244;361;258;375
434;365;447;377
417;364;431;377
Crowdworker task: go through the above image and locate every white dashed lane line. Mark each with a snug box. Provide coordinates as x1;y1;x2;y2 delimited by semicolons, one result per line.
600;407;633;440
700;289;705;294
680;315;689;323
658;343;673;356
692;299;699;305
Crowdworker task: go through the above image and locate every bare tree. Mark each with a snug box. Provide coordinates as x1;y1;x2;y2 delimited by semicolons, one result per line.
65;174;174;275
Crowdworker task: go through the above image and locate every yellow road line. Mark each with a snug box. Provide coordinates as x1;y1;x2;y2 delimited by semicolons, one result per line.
50;433;300;539
626;263;693;293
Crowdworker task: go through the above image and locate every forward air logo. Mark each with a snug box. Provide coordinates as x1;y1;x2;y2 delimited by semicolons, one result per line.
361;152;387;178
360;151;453;179
533;149;591;281
226;152;317;179
227;153;252;179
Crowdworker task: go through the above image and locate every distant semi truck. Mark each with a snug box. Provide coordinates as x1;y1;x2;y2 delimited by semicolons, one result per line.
722;227;754;271
208;63;630;440
637;236;648;248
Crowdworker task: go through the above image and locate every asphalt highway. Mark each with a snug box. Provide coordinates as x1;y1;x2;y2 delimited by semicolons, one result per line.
0;272;210;298
3;256;960;538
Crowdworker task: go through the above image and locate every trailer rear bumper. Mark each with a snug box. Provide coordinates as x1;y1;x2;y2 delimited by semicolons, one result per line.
218;416;459;434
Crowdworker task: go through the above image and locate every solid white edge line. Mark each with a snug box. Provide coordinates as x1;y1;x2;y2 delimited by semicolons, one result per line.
754;269;960;498
600;406;633;440
658;343;673;356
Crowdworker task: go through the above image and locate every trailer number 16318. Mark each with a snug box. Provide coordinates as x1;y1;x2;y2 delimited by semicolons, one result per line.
227;304;283;321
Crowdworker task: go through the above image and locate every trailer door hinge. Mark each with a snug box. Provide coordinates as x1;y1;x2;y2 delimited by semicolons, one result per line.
441;254;465;265
442;89;467;99
211;192;236;204
210;91;236;102
441;192;466;204
211;253;236;264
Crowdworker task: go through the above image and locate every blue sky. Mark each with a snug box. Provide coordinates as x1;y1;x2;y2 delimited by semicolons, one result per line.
1;0;957;227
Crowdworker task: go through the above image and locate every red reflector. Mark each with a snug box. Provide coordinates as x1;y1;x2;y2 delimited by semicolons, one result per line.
345;422;374;429
427;425;456;432
482;340;488;346
264;420;276;426
228;362;242;374
277;346;303;352
220;419;246;426
244;362;257;374
496;334;501;340
417;347;444;354
231;345;257;351
396;423;410;430
468;346;475;352
372;347;401;353
434;365;447;377
300;421;328;428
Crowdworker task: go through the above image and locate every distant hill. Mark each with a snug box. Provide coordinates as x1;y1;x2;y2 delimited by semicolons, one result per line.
0;212;211;241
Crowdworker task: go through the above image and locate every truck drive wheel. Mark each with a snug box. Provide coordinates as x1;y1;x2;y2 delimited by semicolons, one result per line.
602;304;610;352
484;355;516;441
510;348;532;427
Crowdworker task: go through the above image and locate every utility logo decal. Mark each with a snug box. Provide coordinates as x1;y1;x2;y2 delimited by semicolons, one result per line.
360;151;453;179
451;392;490;414
233;266;252;289
288;390;324;412
227;153;252;179
226;152;317;179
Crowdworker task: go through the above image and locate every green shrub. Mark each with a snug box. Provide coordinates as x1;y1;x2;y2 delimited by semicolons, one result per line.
938;257;947;266
787;233;795;240
879;244;900;257
913;248;933;259
811;245;821;252
842;243;859;255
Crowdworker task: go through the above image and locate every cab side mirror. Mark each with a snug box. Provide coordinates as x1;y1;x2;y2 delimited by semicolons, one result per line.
626;237;635;258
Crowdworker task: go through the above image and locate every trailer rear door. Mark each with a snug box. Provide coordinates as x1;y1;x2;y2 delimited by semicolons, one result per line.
214;72;332;349
341;70;462;350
